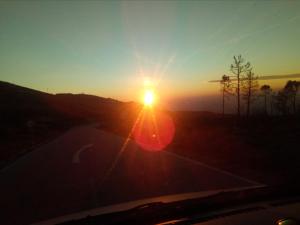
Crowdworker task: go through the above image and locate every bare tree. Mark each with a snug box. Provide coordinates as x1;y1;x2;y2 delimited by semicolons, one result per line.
260;85;272;115
230;55;251;117
284;80;300;114
220;75;232;117
241;69;259;117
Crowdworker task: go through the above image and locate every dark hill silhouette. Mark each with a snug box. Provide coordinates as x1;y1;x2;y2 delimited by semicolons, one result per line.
1;81;299;186
0;81;124;124
0;81;131;168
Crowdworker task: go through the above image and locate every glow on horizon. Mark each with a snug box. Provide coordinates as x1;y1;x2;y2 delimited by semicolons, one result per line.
0;1;300;108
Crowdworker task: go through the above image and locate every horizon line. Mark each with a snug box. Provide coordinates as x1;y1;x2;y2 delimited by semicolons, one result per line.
208;73;300;83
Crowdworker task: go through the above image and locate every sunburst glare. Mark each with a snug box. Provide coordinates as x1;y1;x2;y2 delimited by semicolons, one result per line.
144;89;155;106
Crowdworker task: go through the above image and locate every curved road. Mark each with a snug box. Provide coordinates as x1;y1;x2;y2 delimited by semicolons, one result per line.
0;125;260;225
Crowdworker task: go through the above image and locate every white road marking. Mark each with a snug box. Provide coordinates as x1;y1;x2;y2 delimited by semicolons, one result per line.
164;151;265;186
72;144;94;164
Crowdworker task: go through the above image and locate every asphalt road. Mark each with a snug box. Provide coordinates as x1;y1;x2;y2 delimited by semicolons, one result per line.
0;125;260;225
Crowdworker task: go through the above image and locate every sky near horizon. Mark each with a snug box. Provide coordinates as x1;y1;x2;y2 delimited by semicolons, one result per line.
0;1;300;110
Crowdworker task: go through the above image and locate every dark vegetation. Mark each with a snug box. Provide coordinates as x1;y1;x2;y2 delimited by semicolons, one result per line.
221;55;300;117
168;112;300;186
103;109;300;186
1;79;299;186
196;54;300;185
0;81;125;169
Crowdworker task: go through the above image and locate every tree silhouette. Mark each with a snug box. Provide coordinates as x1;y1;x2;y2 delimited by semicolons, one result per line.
270;91;276;116
275;90;288;115
260;85;271;115
230;55;251;117
220;75;232;117
241;69;259;117
284;80;300;114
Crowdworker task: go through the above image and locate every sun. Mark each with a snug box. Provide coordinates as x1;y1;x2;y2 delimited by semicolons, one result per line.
144;89;155;106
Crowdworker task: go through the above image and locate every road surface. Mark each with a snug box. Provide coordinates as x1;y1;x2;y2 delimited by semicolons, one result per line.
0;125;261;225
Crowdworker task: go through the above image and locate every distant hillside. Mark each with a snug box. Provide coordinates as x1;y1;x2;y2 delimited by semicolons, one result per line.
0;81;127;125
0;81;135;168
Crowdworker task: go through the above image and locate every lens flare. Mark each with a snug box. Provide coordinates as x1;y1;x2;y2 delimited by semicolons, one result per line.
133;109;175;151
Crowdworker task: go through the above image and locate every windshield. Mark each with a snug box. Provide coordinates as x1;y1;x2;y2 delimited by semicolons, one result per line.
0;1;299;225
